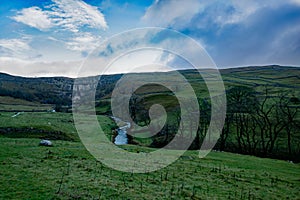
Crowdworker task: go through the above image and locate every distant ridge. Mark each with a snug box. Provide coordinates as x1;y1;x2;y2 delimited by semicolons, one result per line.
0;65;299;106
1;65;299;79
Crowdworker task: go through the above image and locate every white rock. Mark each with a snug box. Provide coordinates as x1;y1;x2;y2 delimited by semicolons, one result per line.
39;140;53;147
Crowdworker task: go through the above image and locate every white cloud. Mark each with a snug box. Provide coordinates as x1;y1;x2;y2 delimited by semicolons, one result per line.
142;0;292;29
65;32;102;52
12;7;53;31
0;57;81;77
49;0;108;32
12;0;108;33
10;0;108;57
289;0;300;6
0;38;30;52
143;0;249;29
0;37;39;59
107;49;167;74
142;0;203;29
212;1;259;27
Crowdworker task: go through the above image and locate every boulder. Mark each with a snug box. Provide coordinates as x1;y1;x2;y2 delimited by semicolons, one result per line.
39;140;53;147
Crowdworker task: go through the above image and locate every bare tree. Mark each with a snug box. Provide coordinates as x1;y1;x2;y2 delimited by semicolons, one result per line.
226;86;258;153
279;94;299;155
253;88;287;155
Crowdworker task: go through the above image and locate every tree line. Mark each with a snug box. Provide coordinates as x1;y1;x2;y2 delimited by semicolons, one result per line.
128;86;300;162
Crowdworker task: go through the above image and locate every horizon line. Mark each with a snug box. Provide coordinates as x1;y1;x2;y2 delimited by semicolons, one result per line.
0;64;299;79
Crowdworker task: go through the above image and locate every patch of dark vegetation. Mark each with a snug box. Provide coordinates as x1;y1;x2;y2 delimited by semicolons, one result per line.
0;127;75;141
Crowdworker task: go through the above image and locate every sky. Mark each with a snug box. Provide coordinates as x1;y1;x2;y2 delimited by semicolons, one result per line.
0;0;299;77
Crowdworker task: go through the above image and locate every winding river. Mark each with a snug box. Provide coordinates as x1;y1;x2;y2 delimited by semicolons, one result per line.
111;117;131;145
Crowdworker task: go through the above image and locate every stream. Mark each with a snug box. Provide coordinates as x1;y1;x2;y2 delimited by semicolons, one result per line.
111;117;131;145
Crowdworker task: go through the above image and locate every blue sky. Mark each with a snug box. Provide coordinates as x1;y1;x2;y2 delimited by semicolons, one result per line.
0;0;299;77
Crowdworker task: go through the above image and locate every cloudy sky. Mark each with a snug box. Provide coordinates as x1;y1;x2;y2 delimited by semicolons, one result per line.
0;0;299;77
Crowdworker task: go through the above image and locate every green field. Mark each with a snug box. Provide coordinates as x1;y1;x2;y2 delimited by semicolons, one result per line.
0;112;299;199
0;137;299;199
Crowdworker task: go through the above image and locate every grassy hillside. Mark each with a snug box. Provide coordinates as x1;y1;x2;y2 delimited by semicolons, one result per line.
0;96;52;111
0;73;73;105
0;111;118;142
0;111;78;141
221;66;300;94
0;65;299;107
0;111;298;199
0;136;299;199
0;72;121;107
